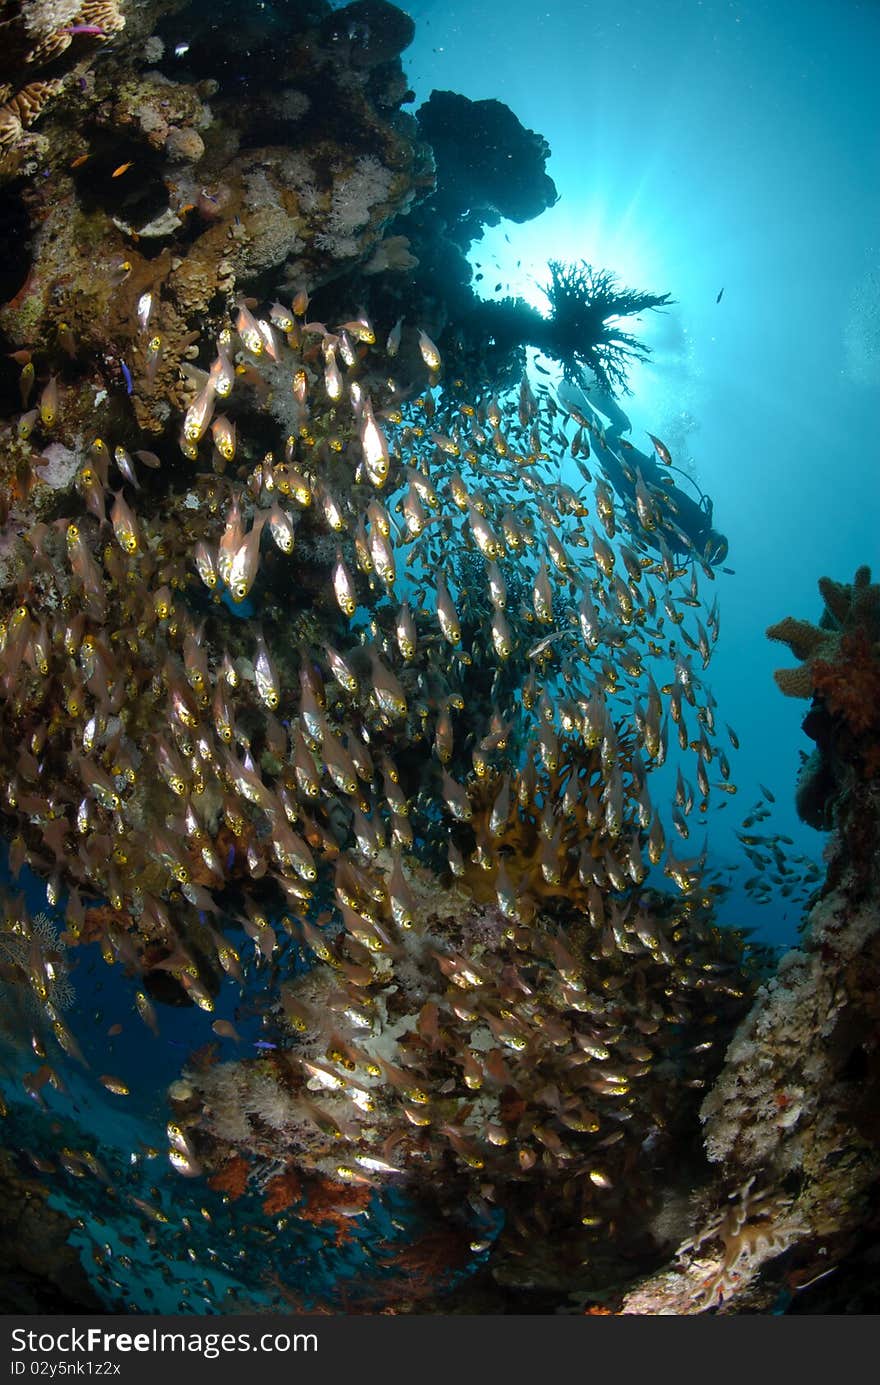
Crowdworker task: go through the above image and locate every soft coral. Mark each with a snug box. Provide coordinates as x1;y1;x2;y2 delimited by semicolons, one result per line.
811;628;880;738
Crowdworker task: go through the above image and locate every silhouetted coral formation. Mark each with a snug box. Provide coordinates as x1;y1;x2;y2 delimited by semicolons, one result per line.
416;89;558;248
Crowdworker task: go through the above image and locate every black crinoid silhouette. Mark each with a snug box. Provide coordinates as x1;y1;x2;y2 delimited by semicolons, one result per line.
541;259;673;392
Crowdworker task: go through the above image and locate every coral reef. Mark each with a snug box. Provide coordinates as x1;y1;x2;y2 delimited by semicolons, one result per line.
615;565;880;1314
1;0;873;1321
0;0;125;180
0;0;434;434
0;0;665;472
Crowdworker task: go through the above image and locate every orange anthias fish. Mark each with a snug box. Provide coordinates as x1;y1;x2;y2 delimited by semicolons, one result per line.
111;161;134;178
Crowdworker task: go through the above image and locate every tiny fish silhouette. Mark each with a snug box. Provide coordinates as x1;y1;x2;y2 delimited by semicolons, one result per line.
716;287;724;303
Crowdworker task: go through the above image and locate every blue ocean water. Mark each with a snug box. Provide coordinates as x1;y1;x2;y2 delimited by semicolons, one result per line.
0;0;877;1318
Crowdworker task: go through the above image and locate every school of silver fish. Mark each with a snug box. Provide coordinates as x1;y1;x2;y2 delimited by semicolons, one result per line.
0;292;811;1300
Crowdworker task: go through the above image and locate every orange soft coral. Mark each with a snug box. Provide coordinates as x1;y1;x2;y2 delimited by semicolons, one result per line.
811;629;880;737
296;1177;371;1243
381;1226;472;1300
262;1171;302;1215
207;1155;250;1200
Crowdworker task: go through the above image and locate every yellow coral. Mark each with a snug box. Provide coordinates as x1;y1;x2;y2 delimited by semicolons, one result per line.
768;566;879;704
766;616;829;662
772;664;815;700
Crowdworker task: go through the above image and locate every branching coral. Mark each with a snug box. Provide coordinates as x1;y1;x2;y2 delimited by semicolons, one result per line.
296;1179;371;1244
262;1170;302;1215
206;1155;250;1201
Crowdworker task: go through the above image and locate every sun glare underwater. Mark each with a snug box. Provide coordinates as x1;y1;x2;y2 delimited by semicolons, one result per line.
0;0;878;1318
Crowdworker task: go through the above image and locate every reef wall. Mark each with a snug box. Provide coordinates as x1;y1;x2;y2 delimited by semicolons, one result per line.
621;568;880;1314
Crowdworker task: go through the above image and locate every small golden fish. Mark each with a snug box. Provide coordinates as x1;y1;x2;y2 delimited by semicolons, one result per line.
19;361;35;408
110;490;141;554
39;376;59;428
111;161;134;178
144;334;163;386
99;1074;130;1096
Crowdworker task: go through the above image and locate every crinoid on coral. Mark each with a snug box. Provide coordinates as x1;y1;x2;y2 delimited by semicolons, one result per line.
676;1177;806;1310
620;1176;806;1315
539;260;674;392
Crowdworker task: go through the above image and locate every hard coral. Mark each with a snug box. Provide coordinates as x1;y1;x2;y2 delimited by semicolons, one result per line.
416;90;558;249
0;0;123;179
